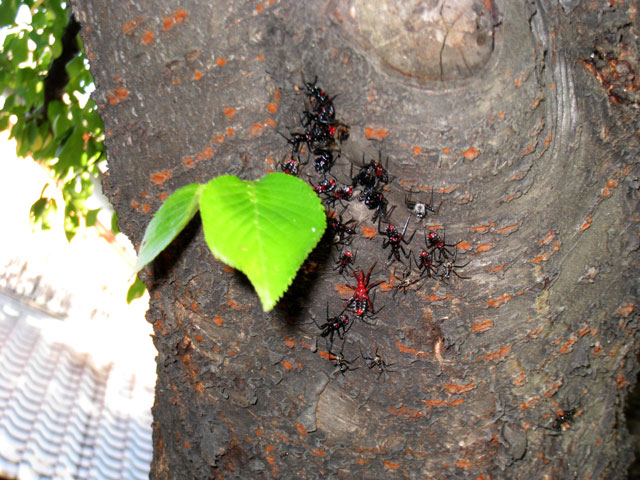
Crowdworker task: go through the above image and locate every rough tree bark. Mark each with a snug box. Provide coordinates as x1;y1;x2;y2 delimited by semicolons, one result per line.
72;0;639;478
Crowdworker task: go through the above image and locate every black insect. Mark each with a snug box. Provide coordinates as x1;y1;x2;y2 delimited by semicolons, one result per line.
360;188;393;222
330;349;359;376
405;188;438;219
379;216;415;265
361;346;395;380
415;248;440;279
391;260;420;297
351;151;392;192
313;148;338;174
438;248;470;282
279;130;315;155
427;230;459;262
334;249;356;274
328;212;357;246
303;75;333;109
551;408;576;432
343;263;383;318
312;304;351;350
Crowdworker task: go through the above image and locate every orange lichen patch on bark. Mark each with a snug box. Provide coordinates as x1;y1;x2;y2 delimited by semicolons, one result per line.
442;147;451;154
388;406;424;418
122;17;145;35
335;284;353;297
222;265;235;273
216;58;227;66
267;102;278;113
213;316;223;326
158;192;168;201
519;397;540;410
543;132;553;149
361;225;377;239
163;17;175;30
227;300;249;310
442;382;475;394
318;350;332;360
487;294;511;308
141;30;154;45
422;293;451;302
395;342;429;358
379;281;393;292
538;230;555;245
513;372;526;387
364;127;389;141
249;122;265;136
284;338;296;349
384;461;400;470
265;118;276;128
616;304;635;317
194;334;203;343
113;86;129;102
192;69;203;80
606;179;619;188
355;458;371;465
196;147;214;160
226;127;235;136
471;318;493;333
543;381;562;398
462;146;479;160
151;170;172;185
471;222;493;233
456;241;472;251
457;460;474;469
617;372;631;389
577;326;591;337
220;107;236;119
601;187;612;197
439;185;456;194
487;264;505;272
295;423;308;436
171;78;180;85
182;156;195;168
412;146;422;156
423;398;464;407
142;203;151;213
522;139;537;155
476;243;493;252
497;223;520;234
497;110;506;118
173;8;188;23
557;337;577;354
579;216;592;231
531;251;551;263
281;360;293;371
311;448;325;457
482;345;511;362
265;445;276;465
212;134;225;144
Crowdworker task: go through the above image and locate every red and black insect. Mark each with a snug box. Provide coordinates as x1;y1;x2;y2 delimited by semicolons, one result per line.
334;249;356;274
277;156;306;176
405;188;438;219
312;177;336;195
323;185;353;208
426;230;459;262
438;248;470;282
328;212;357;246
361;346;395;380
379;216;415;265
343;263;382;317
415;248;440;279
351;152;392;191
312;304;351;349
551;408;576;432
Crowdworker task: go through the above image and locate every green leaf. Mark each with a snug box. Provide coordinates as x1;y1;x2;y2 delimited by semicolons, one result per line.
111;211;120;235
85;208;100;227
199;173;326;312
135;183;204;272
126;275;147;303
0;0;19;28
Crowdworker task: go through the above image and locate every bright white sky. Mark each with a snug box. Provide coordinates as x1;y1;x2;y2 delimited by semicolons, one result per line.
0;130;156;385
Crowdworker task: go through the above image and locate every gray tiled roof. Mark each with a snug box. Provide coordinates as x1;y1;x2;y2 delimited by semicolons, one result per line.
0;295;153;480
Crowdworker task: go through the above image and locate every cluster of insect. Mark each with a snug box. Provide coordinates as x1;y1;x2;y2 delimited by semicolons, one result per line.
277;77;470;380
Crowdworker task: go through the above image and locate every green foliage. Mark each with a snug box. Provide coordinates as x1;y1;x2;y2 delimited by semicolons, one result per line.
0;0;107;240
137;173;327;312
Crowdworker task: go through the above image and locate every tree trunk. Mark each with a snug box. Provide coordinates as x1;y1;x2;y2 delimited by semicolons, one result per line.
71;0;639;477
